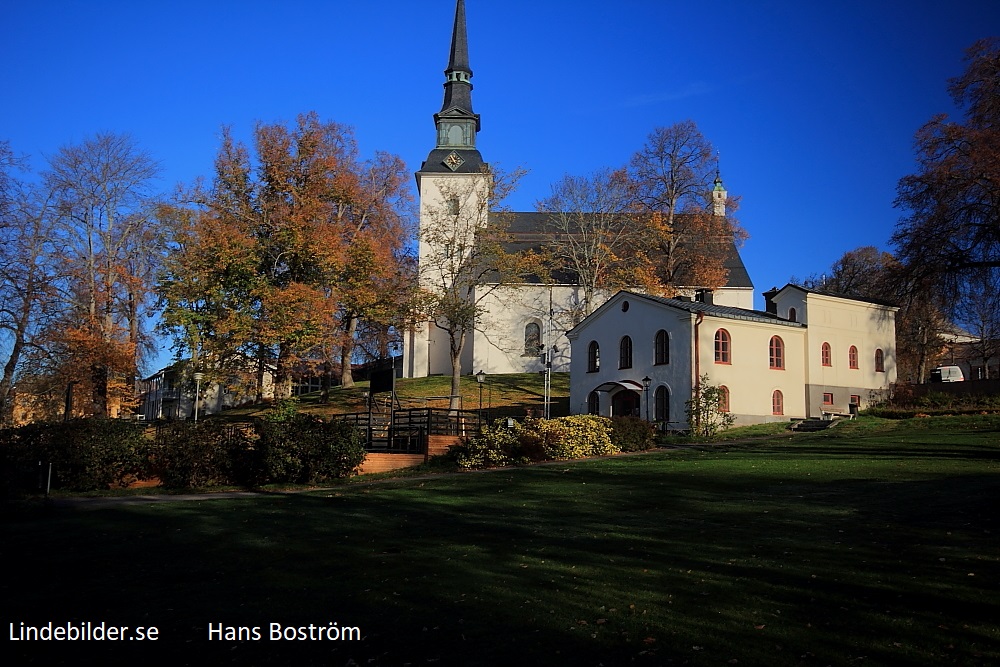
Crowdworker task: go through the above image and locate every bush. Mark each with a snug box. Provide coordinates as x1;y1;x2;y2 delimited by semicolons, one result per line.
0;419;149;493
155;421;250;489
453;419;522;469
456;415;618;469
534;415;616;460
685;375;736;438
253;414;365;484
610;416;656;452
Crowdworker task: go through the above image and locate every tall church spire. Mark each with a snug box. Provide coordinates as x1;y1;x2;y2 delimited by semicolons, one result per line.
441;0;475;115
420;0;485;174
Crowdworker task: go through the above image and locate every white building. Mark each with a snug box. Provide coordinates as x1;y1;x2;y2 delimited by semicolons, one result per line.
566;286;897;428
403;0;752;379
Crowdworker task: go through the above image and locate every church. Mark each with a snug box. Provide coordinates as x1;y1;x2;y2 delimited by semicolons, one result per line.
402;0;754;380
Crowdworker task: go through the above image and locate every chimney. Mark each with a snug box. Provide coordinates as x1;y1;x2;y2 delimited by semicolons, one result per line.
695;289;714;305
763;287;779;314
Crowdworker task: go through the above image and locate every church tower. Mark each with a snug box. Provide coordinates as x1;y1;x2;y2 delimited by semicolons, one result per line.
406;0;492;378
712;170;728;217
417;0;485;178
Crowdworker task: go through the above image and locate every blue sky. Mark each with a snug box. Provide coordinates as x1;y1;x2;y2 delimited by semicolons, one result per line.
3;1;997;371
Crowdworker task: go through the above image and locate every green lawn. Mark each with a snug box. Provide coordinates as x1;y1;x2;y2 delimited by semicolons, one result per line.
4;415;999;666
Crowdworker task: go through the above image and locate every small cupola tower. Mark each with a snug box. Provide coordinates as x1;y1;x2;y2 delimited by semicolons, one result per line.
712;168;728;217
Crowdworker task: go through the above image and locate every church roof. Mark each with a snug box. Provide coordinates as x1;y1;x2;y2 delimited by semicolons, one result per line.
494;211;754;290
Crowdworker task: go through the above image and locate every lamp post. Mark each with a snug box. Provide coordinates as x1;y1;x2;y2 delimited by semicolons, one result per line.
476;370;486;427
642;376;652;422
193;372;204;423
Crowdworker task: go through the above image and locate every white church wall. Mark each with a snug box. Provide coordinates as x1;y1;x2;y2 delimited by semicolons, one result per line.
567;293;694;427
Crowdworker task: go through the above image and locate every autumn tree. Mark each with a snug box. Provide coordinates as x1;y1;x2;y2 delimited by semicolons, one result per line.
416;165;538;408
0;143;62;424
0;183;62;425
893;38;1000;300
537;168;652;322
630;121;747;292
160;113;412;399
41;133;162;417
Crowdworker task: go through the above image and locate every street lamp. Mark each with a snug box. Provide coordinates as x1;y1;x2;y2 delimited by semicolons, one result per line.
193;372;204;423
642;376;652;422
476;370;486;425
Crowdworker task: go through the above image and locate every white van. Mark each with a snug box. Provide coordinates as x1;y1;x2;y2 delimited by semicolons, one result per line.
930;365;965;382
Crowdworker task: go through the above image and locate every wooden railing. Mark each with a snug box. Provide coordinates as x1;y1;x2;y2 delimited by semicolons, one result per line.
334;408;483;453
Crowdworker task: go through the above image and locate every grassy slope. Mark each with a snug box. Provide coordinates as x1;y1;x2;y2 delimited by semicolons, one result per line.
220;372;570;421
5;415;999;666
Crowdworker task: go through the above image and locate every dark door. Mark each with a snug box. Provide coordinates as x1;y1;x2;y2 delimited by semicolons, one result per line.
611;390;640;417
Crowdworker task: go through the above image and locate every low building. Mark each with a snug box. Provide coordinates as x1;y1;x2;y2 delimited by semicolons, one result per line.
567;286;897;428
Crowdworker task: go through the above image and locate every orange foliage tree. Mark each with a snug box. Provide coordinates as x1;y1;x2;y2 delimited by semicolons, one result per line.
160;113;412;399
630;121;747;294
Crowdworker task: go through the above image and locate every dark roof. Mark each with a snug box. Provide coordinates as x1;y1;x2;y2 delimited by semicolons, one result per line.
635;292;802;327
568;290;803;338
418;148;487;175
494;211;754;290
567;290;803;338
770;283;899;309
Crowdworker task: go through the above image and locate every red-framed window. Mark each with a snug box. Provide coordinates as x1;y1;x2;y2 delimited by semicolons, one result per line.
714;329;731;364
772;389;784;416
769;336;785;370
718;385;730;413
849;345;859;369
822;392;834;405
821;342;832;367
875;348;885;372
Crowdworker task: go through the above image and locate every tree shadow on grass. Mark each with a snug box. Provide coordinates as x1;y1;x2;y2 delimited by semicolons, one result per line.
5;452;999;666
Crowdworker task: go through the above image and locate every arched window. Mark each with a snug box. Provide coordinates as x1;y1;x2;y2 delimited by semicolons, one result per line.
587;341;600;373
654;385;669;427
619;336;633;369
718;385;730;413
587;391;600;415
875;348;885;372
654;330;669;365
849;345;859;369
769;336;785;369
788;307;797;322
524;322;541;356
772;389;784;416
714;329;731;364
821;342;832;367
